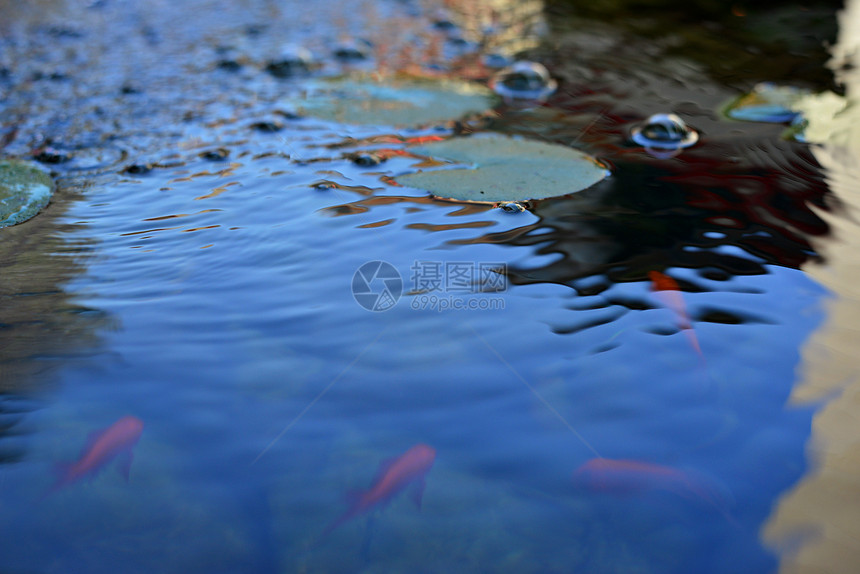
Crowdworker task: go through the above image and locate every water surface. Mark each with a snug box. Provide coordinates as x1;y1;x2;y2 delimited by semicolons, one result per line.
0;1;851;572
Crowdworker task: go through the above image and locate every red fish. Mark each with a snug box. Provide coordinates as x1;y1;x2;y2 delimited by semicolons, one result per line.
52;415;144;491
572;458;736;524
649;271;703;358
320;444;436;540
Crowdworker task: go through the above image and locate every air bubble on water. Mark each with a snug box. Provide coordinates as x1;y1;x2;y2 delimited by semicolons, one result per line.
630;113;699;151
489;61;557;105
497;201;529;213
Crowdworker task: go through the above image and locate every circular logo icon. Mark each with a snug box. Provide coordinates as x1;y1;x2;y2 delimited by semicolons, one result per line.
352;260;402;311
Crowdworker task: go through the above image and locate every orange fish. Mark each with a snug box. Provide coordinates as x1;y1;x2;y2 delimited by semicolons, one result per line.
403;135;445;145
649;270;703;358
320;444;436;540
572;458;736;524
52;415;144;491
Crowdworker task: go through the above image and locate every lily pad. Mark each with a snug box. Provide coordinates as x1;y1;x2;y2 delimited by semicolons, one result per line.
395;134;608;203
0;159;55;228
286;75;495;127
724;83;810;123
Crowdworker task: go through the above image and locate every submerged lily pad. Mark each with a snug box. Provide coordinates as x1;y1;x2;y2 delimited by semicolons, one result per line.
287;76;495;127
395;134;608;203
0;159;54;228
724;83;810;123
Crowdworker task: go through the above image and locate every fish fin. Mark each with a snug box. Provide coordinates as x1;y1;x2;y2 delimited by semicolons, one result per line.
314;510;353;546
117;451;134;482
410;478;426;510
672;467;738;526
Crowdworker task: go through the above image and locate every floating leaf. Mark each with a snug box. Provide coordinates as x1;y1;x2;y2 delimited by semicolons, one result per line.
395;134;608;203
724;83;810;123
286;75;495;127
0;159;55;228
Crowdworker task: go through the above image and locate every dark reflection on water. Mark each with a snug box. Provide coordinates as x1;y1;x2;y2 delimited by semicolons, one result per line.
464;134;830;286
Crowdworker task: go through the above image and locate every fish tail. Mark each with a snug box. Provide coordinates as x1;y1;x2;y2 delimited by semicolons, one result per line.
311;512;351;549
42;462;74;498
683;328;704;359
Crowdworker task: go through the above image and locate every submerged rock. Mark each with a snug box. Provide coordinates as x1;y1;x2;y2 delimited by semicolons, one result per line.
0;159;55;228
395;133;608;203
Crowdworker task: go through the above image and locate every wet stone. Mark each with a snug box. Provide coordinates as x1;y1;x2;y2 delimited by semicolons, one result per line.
244;24;267;37
0;159;55;228
31;146;71;164
200;148;230;161
31;70;69;82
265;46;313;78
433;19;457;31
122;163;152;175
332;41;369;61
249;121;283;133
347;152;385;167
274;110;300;121
217;60;243;72
46;26;84;39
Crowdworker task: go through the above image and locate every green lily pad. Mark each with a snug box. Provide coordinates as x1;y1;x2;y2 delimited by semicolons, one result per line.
0;159;55;228
287;75;495;127
395;134;608;203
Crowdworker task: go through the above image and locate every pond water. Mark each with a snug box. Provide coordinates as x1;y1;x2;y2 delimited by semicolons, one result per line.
0;1;853;572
